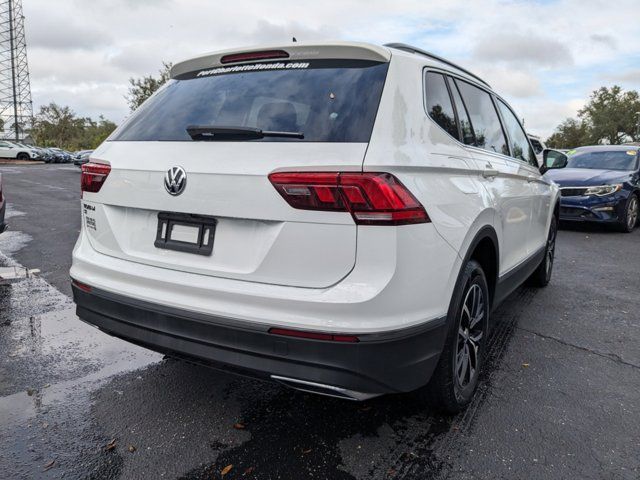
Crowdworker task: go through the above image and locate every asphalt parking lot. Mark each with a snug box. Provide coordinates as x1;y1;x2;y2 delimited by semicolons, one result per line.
0;163;639;480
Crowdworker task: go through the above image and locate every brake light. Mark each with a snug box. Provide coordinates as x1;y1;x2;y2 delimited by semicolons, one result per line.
221;50;289;64
269;328;359;343
268;172;430;225
81;162;111;197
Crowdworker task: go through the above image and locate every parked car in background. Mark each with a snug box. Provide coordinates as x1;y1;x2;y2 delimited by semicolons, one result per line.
17;143;48;160
73;150;93;167
0;140;38;160
527;134;546;166
72;41;562;413
41;148;56;163
49;148;73;163
8;142;40;160
543;145;640;232
0;171;5;234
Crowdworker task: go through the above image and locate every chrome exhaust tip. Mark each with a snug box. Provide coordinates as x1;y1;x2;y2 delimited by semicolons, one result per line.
271;375;379;401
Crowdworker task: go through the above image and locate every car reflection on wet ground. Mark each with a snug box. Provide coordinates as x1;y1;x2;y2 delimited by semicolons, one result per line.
0;164;639;480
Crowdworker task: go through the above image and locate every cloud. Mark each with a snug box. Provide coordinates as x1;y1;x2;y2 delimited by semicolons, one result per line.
590;34;617;50
472;31;573;68
16;0;640;140
26;12;112;51
241;20;341;45
602;69;640;86
477;68;542;98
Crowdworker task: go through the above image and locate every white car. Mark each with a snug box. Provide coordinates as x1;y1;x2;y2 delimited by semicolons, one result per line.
71;42;562;412
0;141;37;160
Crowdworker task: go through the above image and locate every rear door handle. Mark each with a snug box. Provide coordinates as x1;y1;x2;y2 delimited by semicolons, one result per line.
482;167;499;179
527;175;537;183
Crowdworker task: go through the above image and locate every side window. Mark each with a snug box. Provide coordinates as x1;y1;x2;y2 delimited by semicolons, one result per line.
0;142;8;147
425;72;458;140
454;79;509;156
449;78;475;146
497;100;538;167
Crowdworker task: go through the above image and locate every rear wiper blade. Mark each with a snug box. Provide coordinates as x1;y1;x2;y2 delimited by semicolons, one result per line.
186;125;304;141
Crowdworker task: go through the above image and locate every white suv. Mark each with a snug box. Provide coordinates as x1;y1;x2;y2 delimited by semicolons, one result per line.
71;42;561;412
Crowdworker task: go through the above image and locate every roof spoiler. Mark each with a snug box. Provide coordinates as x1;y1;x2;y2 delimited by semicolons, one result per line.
171;42;391;79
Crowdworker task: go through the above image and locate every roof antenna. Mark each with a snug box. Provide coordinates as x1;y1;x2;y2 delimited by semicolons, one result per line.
292;37;297;42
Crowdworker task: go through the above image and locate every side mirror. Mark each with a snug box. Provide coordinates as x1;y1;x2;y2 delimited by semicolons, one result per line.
540;149;568;174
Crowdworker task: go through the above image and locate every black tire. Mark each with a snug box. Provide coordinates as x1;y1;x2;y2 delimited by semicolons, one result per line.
16;152;29;161
528;213;558;287
420;259;489;414
618;194;638;233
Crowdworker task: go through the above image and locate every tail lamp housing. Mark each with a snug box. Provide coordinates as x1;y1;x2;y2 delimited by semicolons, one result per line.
81;162;111;197
268;172;430;226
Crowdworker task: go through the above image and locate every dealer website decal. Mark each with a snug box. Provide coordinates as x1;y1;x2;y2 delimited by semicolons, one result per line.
197;61;310;77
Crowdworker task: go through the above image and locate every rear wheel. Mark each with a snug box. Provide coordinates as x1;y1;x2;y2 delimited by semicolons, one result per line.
618;194;638;233
421;260;489;414
528;213;557;287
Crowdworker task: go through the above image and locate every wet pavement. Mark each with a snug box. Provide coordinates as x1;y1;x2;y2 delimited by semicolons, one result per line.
0;163;639;479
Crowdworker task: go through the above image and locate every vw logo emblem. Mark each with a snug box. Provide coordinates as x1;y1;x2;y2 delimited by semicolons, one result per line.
164;166;187;196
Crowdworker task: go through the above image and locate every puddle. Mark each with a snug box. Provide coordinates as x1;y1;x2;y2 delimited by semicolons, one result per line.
0;251;161;479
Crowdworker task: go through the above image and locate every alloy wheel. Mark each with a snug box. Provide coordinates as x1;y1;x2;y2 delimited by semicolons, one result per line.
627;196;638;230
545;219;557;277
456;284;485;388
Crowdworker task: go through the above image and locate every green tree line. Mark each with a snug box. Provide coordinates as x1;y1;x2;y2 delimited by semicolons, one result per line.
30;103;117;151
546;86;640;148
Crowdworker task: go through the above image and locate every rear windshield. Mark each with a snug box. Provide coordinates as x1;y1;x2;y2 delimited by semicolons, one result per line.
566;150;639;171
111;59;389;143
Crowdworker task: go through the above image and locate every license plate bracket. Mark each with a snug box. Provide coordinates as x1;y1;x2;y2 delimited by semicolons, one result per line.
154;212;217;256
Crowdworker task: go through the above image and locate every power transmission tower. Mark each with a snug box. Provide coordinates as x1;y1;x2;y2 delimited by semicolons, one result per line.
0;0;32;142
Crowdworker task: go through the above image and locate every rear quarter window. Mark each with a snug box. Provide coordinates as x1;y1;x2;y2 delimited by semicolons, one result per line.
454;79;509;156
425;72;458;140
111;59;389;143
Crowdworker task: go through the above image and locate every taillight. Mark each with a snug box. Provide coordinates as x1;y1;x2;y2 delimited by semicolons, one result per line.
71;278;92;293
81;162;111;197
221;50;289;64
269;327;359;343
268;172;430;226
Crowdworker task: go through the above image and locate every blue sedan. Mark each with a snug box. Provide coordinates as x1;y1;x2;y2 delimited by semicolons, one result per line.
544;145;639;232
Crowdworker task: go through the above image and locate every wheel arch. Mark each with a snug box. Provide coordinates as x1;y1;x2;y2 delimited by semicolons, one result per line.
458;226;499;309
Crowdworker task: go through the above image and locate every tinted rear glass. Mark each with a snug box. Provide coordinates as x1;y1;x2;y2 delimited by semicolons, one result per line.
111;60;389;142
566;150;639;171
425;72;458;140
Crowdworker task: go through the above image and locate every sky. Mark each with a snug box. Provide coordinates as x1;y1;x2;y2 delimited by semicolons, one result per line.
23;0;640;140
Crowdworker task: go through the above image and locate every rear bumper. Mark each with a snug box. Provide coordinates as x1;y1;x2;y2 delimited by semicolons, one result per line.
72;284;448;397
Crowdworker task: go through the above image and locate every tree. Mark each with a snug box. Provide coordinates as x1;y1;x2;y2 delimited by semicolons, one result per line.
125;62;172;111
578;85;640;144
30;102;116;150
546;118;593;149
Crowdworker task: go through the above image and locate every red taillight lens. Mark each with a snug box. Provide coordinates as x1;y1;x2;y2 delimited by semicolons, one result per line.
269;328;359;343
81;162;111;197
71;278;92;293
221;50;289;64
268;172;430;226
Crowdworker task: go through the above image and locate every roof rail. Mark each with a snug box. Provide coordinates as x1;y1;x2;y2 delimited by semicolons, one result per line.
384;42;491;88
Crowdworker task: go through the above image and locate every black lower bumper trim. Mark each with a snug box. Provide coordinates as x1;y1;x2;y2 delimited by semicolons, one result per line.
72;285;448;395
0;201;6;233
